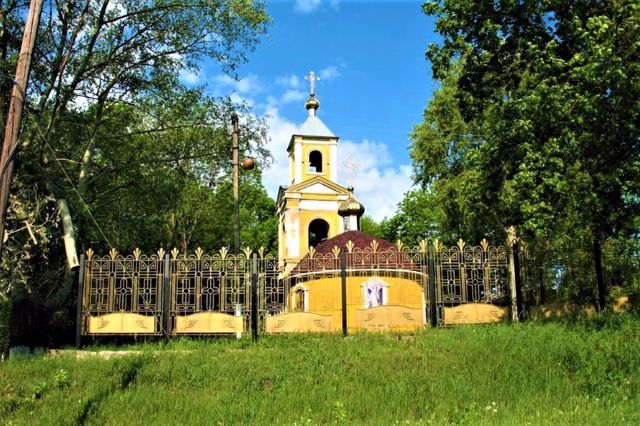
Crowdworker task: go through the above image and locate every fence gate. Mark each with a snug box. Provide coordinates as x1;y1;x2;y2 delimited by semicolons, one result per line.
168;248;250;336
433;240;510;325
79;248;164;336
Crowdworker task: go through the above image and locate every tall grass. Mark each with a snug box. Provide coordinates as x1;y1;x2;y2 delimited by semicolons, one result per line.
1;315;639;425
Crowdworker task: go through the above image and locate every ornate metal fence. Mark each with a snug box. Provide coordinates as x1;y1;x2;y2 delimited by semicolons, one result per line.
80;248;165;336
76;238;528;338
433;239;510;325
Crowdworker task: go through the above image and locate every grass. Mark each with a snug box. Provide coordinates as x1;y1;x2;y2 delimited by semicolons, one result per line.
1;315;640;425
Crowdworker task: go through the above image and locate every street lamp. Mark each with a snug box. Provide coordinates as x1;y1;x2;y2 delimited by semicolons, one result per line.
230;113;255;254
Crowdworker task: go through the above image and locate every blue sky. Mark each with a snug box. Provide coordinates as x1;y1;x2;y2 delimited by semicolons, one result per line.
182;0;439;220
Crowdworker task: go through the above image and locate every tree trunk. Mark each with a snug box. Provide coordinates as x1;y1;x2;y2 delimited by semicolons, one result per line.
57;196;79;270
77;144;93;197
593;237;606;312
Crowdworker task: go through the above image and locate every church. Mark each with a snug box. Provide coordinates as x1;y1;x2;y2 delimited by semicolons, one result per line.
78;72;510;339
276;71;366;271
267;72;429;333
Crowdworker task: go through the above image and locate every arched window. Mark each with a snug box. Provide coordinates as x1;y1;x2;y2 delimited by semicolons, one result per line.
309;150;323;173
308;218;329;248
292;285;308;312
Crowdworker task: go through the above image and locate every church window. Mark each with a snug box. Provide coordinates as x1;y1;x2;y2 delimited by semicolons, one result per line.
293;286;307;312
308;219;329;248
309;150;323;173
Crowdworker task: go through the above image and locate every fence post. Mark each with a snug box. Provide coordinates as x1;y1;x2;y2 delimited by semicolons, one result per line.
75;254;85;348
251;253;259;342
162;254;170;338
340;251;347;336
508;242;523;321
427;246;438;327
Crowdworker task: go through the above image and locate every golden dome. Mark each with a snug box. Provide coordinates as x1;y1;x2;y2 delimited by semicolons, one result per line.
305;95;320;111
338;186;365;217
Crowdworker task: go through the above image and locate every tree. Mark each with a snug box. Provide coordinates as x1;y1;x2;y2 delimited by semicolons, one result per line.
415;0;640;307
360;215;384;239
0;0;270;350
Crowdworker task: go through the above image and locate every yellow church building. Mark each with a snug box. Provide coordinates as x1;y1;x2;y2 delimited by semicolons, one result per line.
269;72;430;332
276;71;365;272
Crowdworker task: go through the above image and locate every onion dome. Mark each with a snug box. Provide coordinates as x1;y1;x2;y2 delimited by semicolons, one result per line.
305;94;320;113
338;186;365;218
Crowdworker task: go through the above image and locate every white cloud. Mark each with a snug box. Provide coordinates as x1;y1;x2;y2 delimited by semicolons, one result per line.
281;89;306;104
261;107;298;199
213;73;262;94
294;0;340;13
338;139;413;221
275;74;301;89
179;68;202;85
294;0;322;13
319;65;341;81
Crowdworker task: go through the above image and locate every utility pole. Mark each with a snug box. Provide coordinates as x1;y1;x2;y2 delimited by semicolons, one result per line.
0;0;44;254
231;113;240;254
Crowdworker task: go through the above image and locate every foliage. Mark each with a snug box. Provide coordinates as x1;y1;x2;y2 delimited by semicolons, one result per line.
2;316;640;424
413;0;640;246
381;189;444;246
359;215;384;239
0;0;271;347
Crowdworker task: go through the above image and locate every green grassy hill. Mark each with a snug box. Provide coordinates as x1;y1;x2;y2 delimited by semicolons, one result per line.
2;316;639;425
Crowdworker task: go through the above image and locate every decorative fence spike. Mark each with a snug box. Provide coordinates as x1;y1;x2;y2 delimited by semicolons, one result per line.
457;239;466;251
259;247;265;259
419;240;428;253
433;239;443;253
171;247;179;260
480;238;490;251
396;240;404;252
196;247;205;260
370;240;379;253
331;245;341;258
133;247;142;260
86;248;94;260
243;247;253;259
346;241;355;253
308;246;316;259
157;248;166;259
109;248;118;260
218;247;227;260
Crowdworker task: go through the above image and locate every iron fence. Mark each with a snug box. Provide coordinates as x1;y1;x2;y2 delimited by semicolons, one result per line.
78;238;639;340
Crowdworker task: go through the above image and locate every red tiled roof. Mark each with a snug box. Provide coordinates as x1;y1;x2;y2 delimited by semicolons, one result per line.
291;231;420;274
316;231;394;254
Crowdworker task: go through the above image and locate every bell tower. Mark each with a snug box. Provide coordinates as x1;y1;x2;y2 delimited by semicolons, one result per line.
277;71;364;271
287;71;338;185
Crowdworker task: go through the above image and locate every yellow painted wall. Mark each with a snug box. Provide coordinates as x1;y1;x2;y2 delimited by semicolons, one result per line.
292;276;424;331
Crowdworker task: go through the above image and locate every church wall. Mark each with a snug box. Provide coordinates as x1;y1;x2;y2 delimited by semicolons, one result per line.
296;276;424;331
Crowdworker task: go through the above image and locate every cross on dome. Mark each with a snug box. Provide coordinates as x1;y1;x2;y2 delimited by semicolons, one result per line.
304;71;320;96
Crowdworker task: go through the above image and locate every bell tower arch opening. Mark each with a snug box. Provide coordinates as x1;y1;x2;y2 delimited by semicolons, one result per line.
308;218;329;248
309;150;323;173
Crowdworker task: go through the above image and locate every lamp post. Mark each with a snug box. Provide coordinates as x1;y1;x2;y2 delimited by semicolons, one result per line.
230;113;254;254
